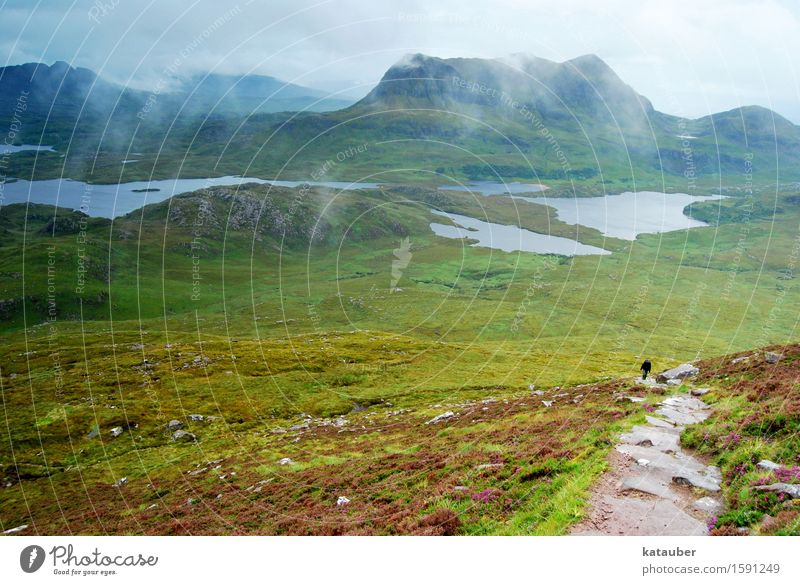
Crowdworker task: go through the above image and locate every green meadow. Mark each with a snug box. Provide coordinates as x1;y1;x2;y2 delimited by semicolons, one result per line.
1;181;799;534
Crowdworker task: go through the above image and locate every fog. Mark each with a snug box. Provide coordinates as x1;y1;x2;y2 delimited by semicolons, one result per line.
1;0;799;121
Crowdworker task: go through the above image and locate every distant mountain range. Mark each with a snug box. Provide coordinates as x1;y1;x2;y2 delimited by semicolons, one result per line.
0;61;355;118
1;55;798;188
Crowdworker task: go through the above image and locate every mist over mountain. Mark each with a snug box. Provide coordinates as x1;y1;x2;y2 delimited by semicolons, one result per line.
1;54;798;186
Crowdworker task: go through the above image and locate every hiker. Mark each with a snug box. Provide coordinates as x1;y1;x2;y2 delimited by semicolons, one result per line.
640;359;652;380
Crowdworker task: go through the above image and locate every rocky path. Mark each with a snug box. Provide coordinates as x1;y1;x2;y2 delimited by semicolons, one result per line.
572;382;724;536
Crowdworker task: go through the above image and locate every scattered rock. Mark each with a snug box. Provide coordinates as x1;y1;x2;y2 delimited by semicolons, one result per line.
764;352;782;364
188;414;204;422
167;420;183;432
636;459;650;467
757;460;781;471
541;400;553;408
112;477;128;488
476;463;503;471
655;363;699;383
731;355;752;365
693;496;724;515
425;411;455;425
532;390;545;396
172;430;197;443
528;384;536;391
336;496;350;506
753;483;800;499
627;396;646;403
3;524;28;534
691;388;710;396
278;457;294;465
110;426;123;438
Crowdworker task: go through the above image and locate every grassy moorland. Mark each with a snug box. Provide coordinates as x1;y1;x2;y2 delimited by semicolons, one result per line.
683;345;800;535
1;181;799;534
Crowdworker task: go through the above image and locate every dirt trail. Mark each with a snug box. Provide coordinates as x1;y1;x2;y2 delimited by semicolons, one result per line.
572;382;723;535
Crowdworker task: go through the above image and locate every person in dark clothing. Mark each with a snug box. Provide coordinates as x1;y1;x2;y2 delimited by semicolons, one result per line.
640;359;652;380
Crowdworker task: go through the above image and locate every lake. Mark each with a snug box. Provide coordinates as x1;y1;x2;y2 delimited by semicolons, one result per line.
513;191;725;240
429;210;610;256
0;144;55;154
0;177;380;218
437;182;725;240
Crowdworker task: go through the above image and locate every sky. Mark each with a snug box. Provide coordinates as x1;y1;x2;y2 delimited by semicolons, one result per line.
1;0;799;121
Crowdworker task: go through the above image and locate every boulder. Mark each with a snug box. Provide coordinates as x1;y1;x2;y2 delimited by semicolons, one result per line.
172;430;197;443
110;426;123;438
167;419;183;431
655;364;699;383
765;352;783;364
757;460;781;471
753;483;800;499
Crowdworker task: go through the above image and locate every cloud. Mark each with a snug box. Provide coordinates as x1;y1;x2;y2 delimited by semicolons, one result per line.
0;0;798;121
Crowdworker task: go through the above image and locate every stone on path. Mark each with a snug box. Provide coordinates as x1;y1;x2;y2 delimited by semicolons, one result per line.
620;475;673;499
574;495;707;536
574;388;722;536
693;496;724;515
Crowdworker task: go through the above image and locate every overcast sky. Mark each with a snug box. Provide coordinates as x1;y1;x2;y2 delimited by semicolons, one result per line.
2;0;799;121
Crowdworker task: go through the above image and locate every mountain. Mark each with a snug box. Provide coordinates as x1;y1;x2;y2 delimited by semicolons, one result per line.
174;72;356;115
0;62;355;154
356;52;654;125
325;53;800;184
3;55;800;188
